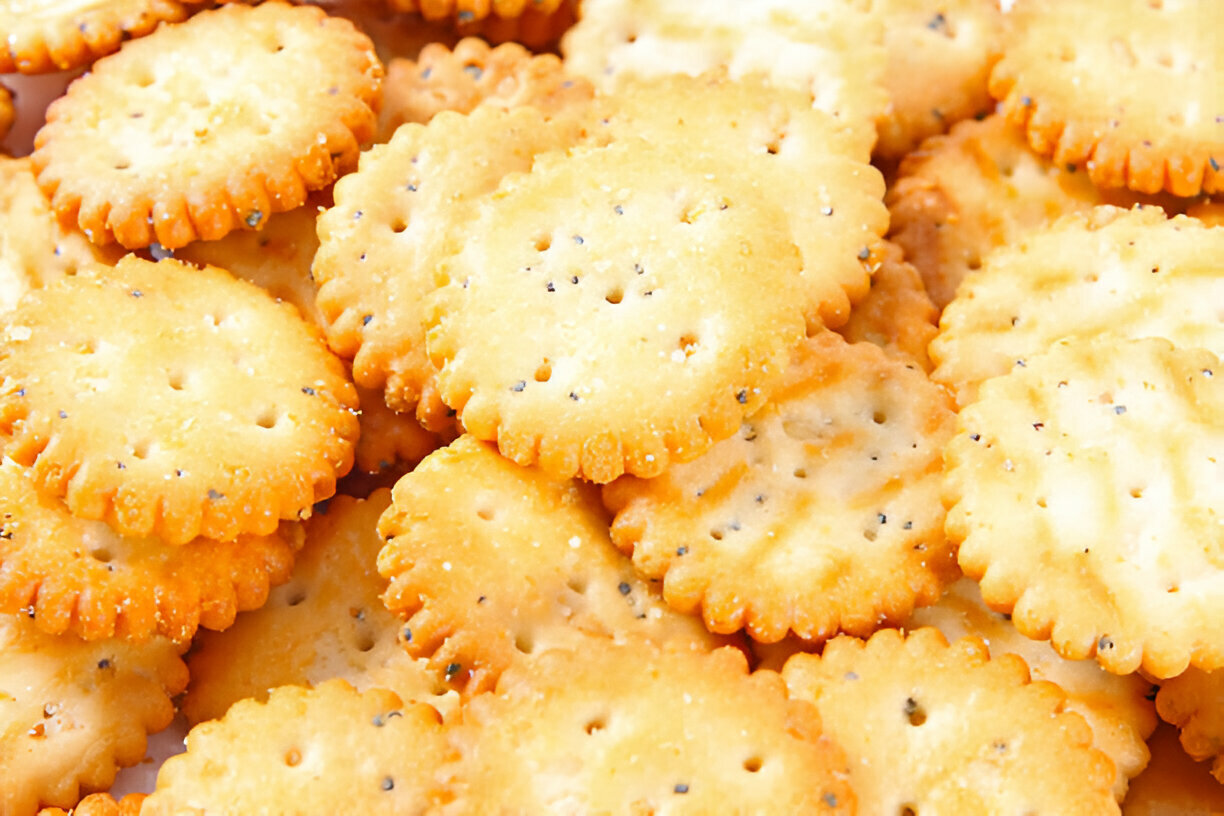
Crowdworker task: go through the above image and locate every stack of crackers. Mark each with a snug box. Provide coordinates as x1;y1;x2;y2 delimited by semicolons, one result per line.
0;0;1221;813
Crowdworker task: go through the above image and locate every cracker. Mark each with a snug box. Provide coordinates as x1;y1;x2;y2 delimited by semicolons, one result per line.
143;680;450;814
175;198;326;328
947;337;1224;678
385;0;568;24
443;642;854;814
835;240;938;371
1155;668;1224;784
0;156;123;317
378;37;593;141
603;331;958;643
908;576;1158;799
455;0;577;49
0;256;359;545
31;1;383;249
560;0;889;159
324;0;459;66
37;794;145;816
0;0;205;74
782;627;1119;813
887;115;1184;310
427;140;808;482
1122;723;1224;815
1188;198;1224;227
931;206;1224;407
0;459;301;643
593;72;889;331
353;383;446;475
378;435;724;695
0;612;187;816
0;81;12;141
183;490;456;726
312;104;584;431
991;0;1224;197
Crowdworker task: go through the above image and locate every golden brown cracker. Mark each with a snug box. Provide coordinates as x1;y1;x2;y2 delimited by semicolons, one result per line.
455;0;577;49
378;36;593;141
887;114;1185;310
991;0;1224;196
31;1;383;249
0;256;359;545
0;81;13;141
444;643;854;814
378;435;725;695
313;104;583;431
1156;668;1224;784
835;240;938;370
561;0;889;158
0;459;301;643
0;0;205;74
386;0;568;24
183;490;456;726
594;72;889;331
1122;723;1224;815
603;332;958;643
947;337;1224;679
353;383;446;475
909;577;1158;799
0;156;123;317
783;627;1120;813
931;206;1224;407
36;793;145;816
426;140;808;482
144;680;450;814
869;0;1005;159
1188;198;1224;227
0;613;187;816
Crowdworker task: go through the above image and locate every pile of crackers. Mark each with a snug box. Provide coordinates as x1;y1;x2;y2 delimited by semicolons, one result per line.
0;0;1222;813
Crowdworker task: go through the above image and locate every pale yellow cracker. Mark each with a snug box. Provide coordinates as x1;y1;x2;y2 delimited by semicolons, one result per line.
603;332;958;643
313;104;584;431
947;337;1224;678
378;435;724;695
183;490;456;726
1156;668;1224;784
1121;723;1224;816
931;206;1224;407
427;140;808;482
0;613;187;816
144;680;450;814
869;0;1005;159
887;114;1184;310
835;240;938;370
593;72;888;331
908;577;1158;799
378;36;593;142
0;156;123;317
561;0;888;159
783;627;1120;813
31;1;383;249
443;642;854;814
0;459;301;643
991;0;1224;196
0;0;205;74
0;256;359;545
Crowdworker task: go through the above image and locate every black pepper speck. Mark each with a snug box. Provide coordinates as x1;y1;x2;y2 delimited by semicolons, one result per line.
674;784;689;794
510;380;526;392
1114;405;1127;415
302;386;316;396
618;582;631;596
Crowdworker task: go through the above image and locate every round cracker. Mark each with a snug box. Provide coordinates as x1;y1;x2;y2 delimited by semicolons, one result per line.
603;332;958;643
0;255;359;546
443;643;854;814
947;337;1224;678
782;627;1119;813
991;0;1224;196
31;1;383;249
931;206;1224;407
427;139;808;483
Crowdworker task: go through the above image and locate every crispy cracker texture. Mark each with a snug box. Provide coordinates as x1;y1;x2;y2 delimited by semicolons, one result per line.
183;490;456;726
0;255;359;545
0;0;207;74
947;337;1224;679
835;239;937;370
378;435;724;696
931;205;1224;407
144;680;450;814
783;627;1120;813
36;793;145;816
0;459;302;644
0;612;187;816
603;331;958;644
31;1;383;249
1156;668;1224;784
427;139;807;482
444;642;854;814
991;0;1224;196
908;576;1157;800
